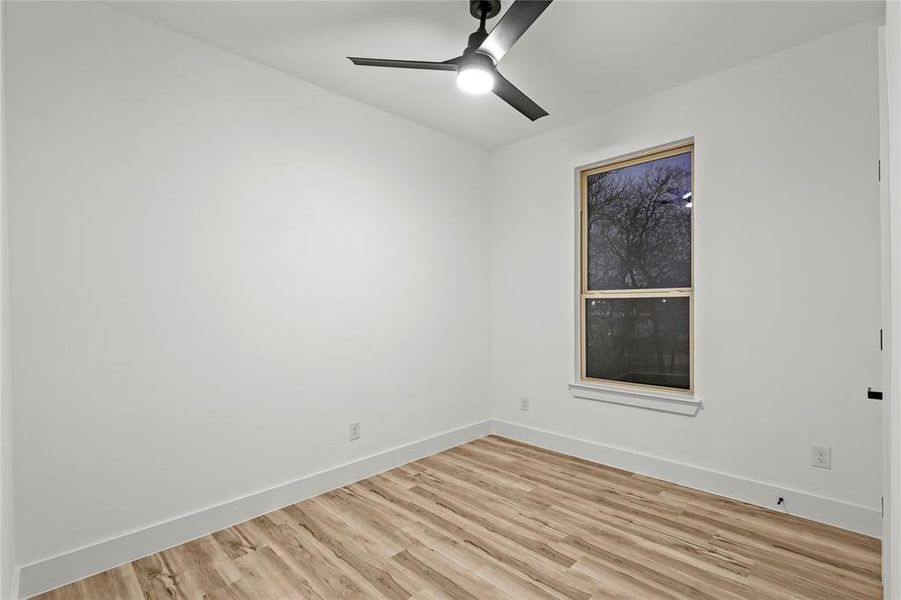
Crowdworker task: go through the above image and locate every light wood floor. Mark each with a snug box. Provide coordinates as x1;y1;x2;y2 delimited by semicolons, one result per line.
35;435;882;599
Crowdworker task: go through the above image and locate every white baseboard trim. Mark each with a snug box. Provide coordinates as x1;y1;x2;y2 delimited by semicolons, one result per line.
16;420;492;599
491;420;882;538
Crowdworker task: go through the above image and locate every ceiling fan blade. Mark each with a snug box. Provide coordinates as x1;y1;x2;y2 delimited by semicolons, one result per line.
493;73;548;121
478;0;552;63
348;57;459;71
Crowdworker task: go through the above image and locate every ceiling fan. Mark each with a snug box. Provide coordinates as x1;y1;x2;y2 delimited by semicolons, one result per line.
348;0;552;121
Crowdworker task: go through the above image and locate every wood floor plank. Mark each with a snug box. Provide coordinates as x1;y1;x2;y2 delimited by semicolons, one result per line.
131;552;190;600
399;543;508;600
32;435;882;599
400;521;561;600
252;521;368;599
282;502;415;599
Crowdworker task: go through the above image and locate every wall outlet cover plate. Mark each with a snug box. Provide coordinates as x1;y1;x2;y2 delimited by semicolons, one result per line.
812;445;831;469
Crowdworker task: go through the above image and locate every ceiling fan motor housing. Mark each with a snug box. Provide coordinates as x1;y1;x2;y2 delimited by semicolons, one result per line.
461;50;495;72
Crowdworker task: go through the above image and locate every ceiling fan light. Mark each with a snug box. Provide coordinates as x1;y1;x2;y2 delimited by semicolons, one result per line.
456;66;495;94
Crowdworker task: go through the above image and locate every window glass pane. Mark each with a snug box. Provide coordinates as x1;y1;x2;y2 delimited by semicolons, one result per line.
585;297;690;389
586;151;692;290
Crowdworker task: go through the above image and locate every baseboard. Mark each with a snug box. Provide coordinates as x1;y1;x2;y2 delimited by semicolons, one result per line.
16;420;492;599
491;420;882;538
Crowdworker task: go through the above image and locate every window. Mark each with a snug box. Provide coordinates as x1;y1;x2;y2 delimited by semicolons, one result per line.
579;142;693;393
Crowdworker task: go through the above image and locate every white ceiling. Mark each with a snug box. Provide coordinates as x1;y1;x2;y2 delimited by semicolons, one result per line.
109;0;884;149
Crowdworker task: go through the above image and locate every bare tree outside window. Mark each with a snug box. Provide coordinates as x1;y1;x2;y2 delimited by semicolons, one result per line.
584;297;690;389
579;144;693;392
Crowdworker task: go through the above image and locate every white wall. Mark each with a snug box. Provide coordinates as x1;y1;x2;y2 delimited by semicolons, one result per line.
4;0;490;575
489;20;884;525
0;2;15;597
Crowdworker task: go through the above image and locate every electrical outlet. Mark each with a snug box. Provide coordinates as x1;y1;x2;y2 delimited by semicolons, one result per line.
519;397;530;411
812;445;831;469
349;421;361;441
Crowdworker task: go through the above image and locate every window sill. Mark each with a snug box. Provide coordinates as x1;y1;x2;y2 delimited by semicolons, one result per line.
568;382;701;416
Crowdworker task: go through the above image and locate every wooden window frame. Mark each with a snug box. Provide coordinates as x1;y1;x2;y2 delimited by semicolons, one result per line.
578;141;695;395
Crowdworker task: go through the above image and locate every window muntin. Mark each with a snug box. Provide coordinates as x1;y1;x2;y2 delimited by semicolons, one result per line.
580;143;694;393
